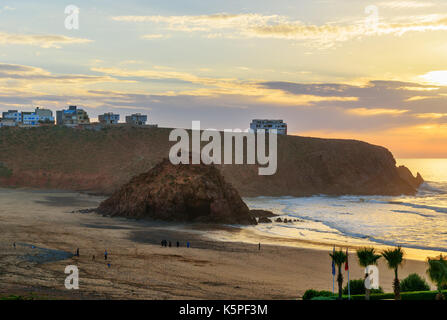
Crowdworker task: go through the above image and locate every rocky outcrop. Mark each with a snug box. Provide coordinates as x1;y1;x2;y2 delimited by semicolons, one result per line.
249;209;278;218
257;217;272;223
397;166;424;189
97;158;257;225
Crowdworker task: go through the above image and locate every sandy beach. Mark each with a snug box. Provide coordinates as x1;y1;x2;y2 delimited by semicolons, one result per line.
0;188;435;299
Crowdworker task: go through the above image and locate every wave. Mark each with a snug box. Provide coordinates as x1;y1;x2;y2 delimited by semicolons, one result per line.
418;181;447;195
391;209;435;218
388;201;447;214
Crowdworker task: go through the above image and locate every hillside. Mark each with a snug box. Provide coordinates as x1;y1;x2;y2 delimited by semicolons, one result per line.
0;126;422;196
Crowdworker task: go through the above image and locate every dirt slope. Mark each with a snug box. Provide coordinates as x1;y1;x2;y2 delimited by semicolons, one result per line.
0;126;422;196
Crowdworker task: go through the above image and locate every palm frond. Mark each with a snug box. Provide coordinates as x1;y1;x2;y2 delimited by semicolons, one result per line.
382;246;404;270
356;247;381;267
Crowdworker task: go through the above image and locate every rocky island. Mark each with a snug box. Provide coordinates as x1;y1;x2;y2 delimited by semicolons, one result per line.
97;158;257;225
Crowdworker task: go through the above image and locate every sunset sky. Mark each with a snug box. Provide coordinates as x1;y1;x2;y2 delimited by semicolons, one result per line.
1;0;447;157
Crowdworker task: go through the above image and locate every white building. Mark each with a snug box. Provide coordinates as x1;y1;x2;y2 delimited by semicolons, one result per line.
0;118;17;127
250;119;287;135
34;107;54;124
125;113;147;126
22;112;40;126
2;110;21;123
1;108;54;126
98;113;120;125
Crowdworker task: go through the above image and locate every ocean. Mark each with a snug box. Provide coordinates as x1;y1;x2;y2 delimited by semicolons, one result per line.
225;159;447;259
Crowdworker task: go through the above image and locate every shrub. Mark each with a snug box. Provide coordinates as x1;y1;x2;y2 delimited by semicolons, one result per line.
349;290;447;300
401;273;430;292
302;289;335;300
0;162;12;178
342;279;383;295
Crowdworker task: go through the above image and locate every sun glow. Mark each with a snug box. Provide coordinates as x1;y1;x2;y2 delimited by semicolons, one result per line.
420;71;447;86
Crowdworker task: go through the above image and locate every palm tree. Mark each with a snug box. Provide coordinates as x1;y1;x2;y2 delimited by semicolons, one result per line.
382;246;405;300
426;255;447;300
356;247;381;300
330;249;347;299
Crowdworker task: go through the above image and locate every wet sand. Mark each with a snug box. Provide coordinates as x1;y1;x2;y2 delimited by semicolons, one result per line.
0;188;434;299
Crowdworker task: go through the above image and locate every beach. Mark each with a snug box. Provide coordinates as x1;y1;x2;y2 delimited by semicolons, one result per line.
0;188;435;299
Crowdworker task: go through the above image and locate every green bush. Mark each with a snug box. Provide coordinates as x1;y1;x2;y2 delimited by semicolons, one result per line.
302;289;335;300
401;273;430;292
0;162;12;178
342;279;383;295
349;290;447;300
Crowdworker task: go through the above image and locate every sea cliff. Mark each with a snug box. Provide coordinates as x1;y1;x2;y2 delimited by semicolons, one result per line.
0;126;423;196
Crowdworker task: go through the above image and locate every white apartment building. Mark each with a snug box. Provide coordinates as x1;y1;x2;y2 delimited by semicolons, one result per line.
250;119;287;135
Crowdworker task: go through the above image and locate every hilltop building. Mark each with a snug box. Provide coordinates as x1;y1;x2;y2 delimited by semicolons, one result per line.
125;113;147;126
2;110;21;123
56;106;90;126
34;107;55;124
21;112;40;126
0;118;17;127
1;108;54;126
98;113;120;125
250;119;287;135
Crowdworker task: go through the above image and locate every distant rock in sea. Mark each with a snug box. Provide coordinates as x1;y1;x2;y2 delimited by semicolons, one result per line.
249;209;278;218
97;158;257;225
257;216;272;223
397;165;424;189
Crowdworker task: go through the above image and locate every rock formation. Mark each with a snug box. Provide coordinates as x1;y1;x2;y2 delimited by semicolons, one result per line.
257;217;272;223
397;166;424;189
0;126;424;196
97;158;257;225
249;209;278;218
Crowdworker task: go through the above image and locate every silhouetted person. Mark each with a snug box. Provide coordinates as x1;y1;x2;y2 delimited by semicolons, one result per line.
169;241;172;247
76;248;80;257
104;249;108;260
176;241;180;248
258;243;261;251
13;242;16;249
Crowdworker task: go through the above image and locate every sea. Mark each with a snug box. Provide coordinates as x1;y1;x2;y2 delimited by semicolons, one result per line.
212;159;447;259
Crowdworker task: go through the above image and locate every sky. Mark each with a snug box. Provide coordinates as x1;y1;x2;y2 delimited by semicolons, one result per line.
1;0;447;157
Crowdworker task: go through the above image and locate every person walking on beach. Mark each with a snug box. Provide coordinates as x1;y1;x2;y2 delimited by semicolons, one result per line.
13;242;16;249
104;249;108;260
76;248;80;257
187;241;190;248
258;243;261;251
176;241;180;248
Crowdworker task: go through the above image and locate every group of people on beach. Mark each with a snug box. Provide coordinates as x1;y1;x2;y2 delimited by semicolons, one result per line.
74;248;109;261
161;240;190;248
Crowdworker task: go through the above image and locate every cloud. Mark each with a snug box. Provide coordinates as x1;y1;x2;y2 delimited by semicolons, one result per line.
91;66;358;106
0;31;92;48
420;70;447;86
379;1;435;8
141;34;170;39
0;6;15;13
113;13;283;32
347;107;409;116
112;12;447;47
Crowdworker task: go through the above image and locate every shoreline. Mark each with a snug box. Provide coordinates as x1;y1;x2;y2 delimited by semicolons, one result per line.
0;187;440;299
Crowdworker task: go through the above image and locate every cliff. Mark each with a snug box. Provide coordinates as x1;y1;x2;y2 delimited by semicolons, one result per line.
0;126;423;196
97;158;257;224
